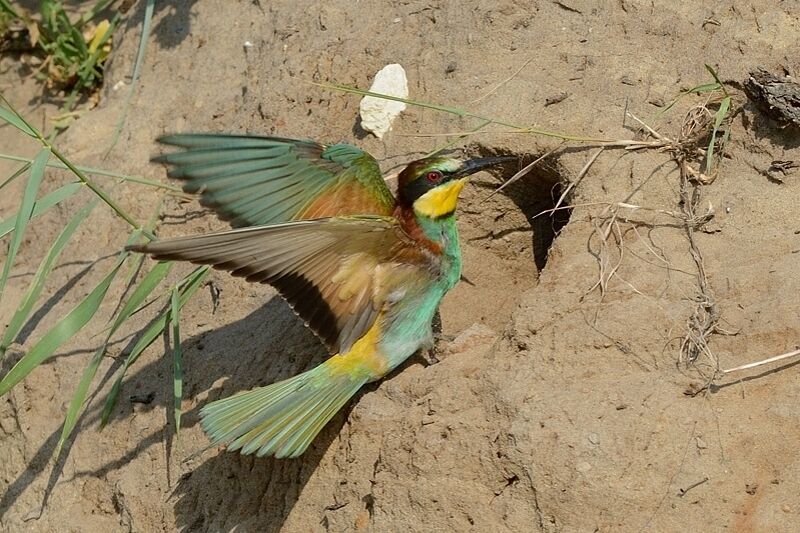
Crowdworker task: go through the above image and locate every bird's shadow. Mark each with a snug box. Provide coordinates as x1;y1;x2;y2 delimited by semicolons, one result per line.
125;294;345;532
0;294;353;532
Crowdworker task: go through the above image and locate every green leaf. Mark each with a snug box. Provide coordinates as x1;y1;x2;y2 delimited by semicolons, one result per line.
0;182;83;239
79;0;118;26
0;106;36;137
705;96;731;175
0;162;32;192
315;81;609;143
655;82;722;119
100;265;210;428
0;0;22;18
0;198;99;357
56;260;173;457
70;23;88;56
704;64;730;98
0;153;183;192
0;148;51;306
106;0;156;154
171;287;183;436
0;255;126;397
686;82;723;94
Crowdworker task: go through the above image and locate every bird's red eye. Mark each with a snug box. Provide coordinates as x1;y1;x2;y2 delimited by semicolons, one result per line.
426;171;442;183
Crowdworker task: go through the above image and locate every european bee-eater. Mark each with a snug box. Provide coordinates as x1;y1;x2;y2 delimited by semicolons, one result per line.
129;134;511;458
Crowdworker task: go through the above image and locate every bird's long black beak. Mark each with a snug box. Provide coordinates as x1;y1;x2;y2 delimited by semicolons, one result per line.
454;156;517;179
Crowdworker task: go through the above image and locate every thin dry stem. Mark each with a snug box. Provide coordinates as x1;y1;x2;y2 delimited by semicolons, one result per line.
722;348;800;375
483;143;564;201
553;147;603;213
469;57;534;104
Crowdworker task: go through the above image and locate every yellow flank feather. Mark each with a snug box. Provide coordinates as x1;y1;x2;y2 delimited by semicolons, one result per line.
326;319;388;379
413;178;466;218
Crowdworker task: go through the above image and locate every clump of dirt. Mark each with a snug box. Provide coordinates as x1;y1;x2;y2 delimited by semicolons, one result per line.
2;1;800;532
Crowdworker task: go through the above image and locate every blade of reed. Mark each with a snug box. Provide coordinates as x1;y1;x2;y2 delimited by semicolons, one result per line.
99;265;209;428
0;198;100;357
0;255;127;396
0;148;50;306
170;287;183;437
56;259;173;456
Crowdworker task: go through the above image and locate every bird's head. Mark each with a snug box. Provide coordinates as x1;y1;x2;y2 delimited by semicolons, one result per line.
397;155;514;219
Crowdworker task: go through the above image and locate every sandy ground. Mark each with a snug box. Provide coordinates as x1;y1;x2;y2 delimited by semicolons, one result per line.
1;1;800;531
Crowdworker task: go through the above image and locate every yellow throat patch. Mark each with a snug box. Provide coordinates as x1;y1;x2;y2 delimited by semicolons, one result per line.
413;178;466;218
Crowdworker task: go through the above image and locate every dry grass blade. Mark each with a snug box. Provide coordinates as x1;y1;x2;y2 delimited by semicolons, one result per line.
553;147;604;213
469;57;533;104
722;348;800;375
315;82;612;143
105;0;156;155
704;95;730;175
484;143;563;201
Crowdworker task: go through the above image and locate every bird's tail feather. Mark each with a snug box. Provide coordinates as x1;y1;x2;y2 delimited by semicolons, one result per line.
200;362;366;458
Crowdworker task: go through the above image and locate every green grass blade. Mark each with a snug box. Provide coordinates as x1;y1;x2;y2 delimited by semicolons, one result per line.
106;0;155;154
315;82;610;143
0;148;51;304
705;96;731;175
77;14;119;81
0;0;22;18
316;82;469;117
170;287;183;436
704;64;730;98
0;162;31;192
0;198;100;357
0;182;83;239
70;23;88;56
687;82;723;94
0;106;36;137
56;260;173;456
0;255;126;397
99;265;209;428
99;306;169;427
79;0;118;26
655;82;722;119
111;261;174;336
0;96;153;239
0;153;183;192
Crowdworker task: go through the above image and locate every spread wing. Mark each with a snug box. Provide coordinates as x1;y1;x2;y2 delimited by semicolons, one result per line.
128;217;436;354
153;134;396;227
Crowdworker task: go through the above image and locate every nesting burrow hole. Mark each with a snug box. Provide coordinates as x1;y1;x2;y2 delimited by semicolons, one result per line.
430;145;572;333
460;144;572;274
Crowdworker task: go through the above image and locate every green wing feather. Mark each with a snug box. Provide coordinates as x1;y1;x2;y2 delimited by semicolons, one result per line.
153;134;395;227
200;362;365;458
128;217;434;354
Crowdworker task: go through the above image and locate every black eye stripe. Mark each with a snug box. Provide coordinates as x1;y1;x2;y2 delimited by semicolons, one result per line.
402;171;451;203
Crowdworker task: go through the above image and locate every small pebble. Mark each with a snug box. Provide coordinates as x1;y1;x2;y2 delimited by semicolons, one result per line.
576;461;592;473
588;433;600;445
